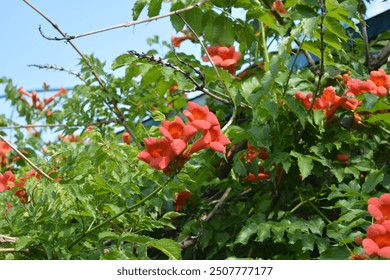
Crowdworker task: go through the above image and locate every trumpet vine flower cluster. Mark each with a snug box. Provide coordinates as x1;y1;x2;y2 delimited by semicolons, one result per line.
0;170;41;204
202;45;242;75
362;193;390;258
18;87;67;116
137;102;231;174
295;69;390;121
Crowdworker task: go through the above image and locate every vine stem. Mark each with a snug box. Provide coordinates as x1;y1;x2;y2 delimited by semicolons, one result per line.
0;119;117;130
68;183;165;249
0;135;53;181
38;0;210;41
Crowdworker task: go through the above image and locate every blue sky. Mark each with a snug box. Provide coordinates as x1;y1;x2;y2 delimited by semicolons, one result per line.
1;0;390;117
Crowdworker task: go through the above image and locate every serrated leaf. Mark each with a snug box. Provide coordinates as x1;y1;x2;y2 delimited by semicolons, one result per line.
302;17;318;38
235;223;258;245
170;2;185;32
291;151;313;179
301;234;316;252
366;113;390;125
362;170;384;194
323;16;348;42
133;0;147;20
150;110;166;121
148;0;162;17
306;217;325;235
148;238;182;260
98;231;119;240
319;246;349;260
15;236;32;251
112;53;136;70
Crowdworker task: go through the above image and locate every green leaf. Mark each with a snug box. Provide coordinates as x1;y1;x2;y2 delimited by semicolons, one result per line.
302;17;318;38
290;151;313;179
170;2;185;32
15;236;33;251
362;170;384;194
306;217;325;235
148;238;182;260
148;0;162;17
301;234;316;252
98;231;119;241
133;0;147;20
323;16;348;42
319;246;349;260
150;110;166;121
235;223;258;245
205;14;235;45
285;95;309;127
241;77;261;103
366;113;390;125
112;53;136;70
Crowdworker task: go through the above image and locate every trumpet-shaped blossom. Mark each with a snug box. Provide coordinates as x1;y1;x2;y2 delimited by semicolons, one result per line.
175;190;191;211
137;137;185;170
368;193;390;223
202;46;241;75
189;125;231;154
362;221;390;258
122;132;131;145
346;79;376;95
336;153;350;163
0;171;15;192
160;116;198;144
272;0;288;14
369;68;390;97
0;140;12;167
244;166;270;182
183;101;219;130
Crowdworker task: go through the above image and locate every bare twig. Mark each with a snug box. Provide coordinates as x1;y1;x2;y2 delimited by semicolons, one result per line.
180;186;233;249
29;64;84;81
37;0;210;41
23;0;139;146
367;41;390;71
358;0;370;67
0;135;53;181
0;119;118;130
0;234;18;243
201;187;232;222
0;248;29;253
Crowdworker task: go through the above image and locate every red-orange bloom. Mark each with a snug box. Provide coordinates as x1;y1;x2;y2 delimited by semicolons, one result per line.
336;153;350;163
347;79;376;95
0;171;15;192
202;46;242;75
183;101;219;130
175;190;191;211
339;92;359;110
272;0;288;14
189;125;231;154
362;221;390;258
160;116;198;144
122;132;131;145
369;68;390;97
0;141;12;167
244;166;270;182
368;193;390;223
137;137;185;170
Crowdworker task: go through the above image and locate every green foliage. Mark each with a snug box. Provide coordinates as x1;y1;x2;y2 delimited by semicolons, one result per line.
1;0;390;260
